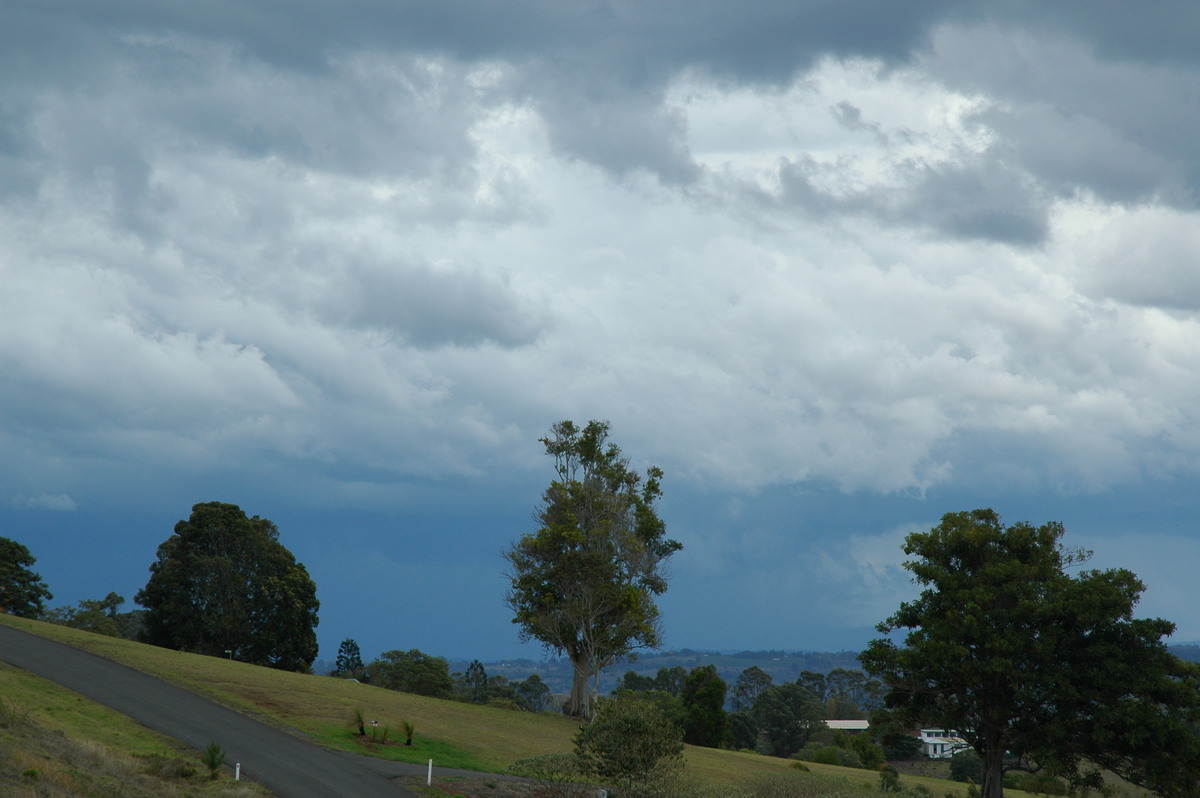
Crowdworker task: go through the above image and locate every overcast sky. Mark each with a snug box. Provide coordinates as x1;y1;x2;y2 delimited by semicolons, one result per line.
4;2;1200;665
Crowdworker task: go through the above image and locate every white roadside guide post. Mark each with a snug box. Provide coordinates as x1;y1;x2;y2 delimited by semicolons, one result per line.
235;763;240;781
427;759;433;785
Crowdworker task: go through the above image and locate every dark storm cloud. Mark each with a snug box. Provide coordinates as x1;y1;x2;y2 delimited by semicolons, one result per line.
3;1;958;82
926;11;1200;208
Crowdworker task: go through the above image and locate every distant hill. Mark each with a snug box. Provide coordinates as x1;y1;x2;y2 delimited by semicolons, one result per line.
450;649;866;696
454;643;1200;697
1171;644;1200;663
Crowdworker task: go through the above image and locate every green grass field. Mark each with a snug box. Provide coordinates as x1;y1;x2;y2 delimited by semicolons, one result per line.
0;614;1052;797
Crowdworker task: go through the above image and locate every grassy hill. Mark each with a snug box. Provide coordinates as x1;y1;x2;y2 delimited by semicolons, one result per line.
0;615;1036;797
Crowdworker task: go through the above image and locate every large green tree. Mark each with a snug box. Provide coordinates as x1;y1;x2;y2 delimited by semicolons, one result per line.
750;681;826;757
681;664;729;748
861;508;1200;798
366;648;454;698
135;502;319;671
334;638;364;678
43;592;126;637
0;537;52;618
732;666;773;712
505;420;682;719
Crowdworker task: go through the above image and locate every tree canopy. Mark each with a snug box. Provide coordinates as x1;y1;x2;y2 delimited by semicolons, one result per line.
334;638;364;678
135;501;320;672
0;536;52;618
860;508;1200;798
681;664;729;748
504;420;682;718
367;648;454;698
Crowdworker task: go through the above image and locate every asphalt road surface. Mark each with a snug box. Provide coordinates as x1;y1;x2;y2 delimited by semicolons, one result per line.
0;623;425;797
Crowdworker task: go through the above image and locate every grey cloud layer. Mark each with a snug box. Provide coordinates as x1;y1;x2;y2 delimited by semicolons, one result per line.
3;3;1200;511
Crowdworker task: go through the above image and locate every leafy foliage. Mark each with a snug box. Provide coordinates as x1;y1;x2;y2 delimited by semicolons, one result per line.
42;592;139;638
681;665;729;748
732;666;773;712
750;682;825;758
861;508;1200;798
367;648;454;698
135;502;320;671
0;537;53;618
513;673;553;712
506;753;587;798
505;420;682;718
948;750;982;784
201;740;224;780
334;638;364;678
574;693;684;797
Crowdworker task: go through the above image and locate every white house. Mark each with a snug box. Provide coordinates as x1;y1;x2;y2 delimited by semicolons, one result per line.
824;720;870;734
918;728;970;759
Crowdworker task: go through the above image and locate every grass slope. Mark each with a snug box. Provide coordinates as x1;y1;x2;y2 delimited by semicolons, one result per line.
0;660;268;797
0;615;1002;796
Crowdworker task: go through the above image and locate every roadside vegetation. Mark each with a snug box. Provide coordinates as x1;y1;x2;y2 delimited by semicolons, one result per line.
0;660;266;797
2;615;999;798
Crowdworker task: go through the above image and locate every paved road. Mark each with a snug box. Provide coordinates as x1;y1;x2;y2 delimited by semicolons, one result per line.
0;623;423;797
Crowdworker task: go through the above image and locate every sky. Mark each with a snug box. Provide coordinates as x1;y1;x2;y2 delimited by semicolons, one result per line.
3;2;1200;665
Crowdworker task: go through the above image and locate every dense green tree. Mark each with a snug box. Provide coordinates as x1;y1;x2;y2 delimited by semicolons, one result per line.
861;508;1200;798
43;592;125;636
652;665;686;697
575;692;684;797
0;537;52;618
949;749;983;784
367;649;454;698
135;502;320;671
513;673;552;712
615;670;656;693
822;668;883;718
462;659;488;703
796;670;826;703
505;420;682;719
681;664;729;748
728;710;758;751
334;638;364;678
732;665;773;712
751;682;825;758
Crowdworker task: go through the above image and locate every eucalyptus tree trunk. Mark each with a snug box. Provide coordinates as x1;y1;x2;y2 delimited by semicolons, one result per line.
566;658;592;719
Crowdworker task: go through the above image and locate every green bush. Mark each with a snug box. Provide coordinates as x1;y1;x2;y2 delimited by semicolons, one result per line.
879;764;902;792
507;753;586;798
201;740;225;780
798;745;863;768
1016;773;1068;795
949;750;982;783
574;694;684;797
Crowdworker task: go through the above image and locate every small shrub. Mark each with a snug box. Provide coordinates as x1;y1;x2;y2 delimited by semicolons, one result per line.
143;753;196;779
402;719;415;746
1018;773;1068;796
574;693;684;794
0;698;30;729
507;753;586;798
949;750;982;784
879;764;902;793
202;740;225;780
351;707;366;736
